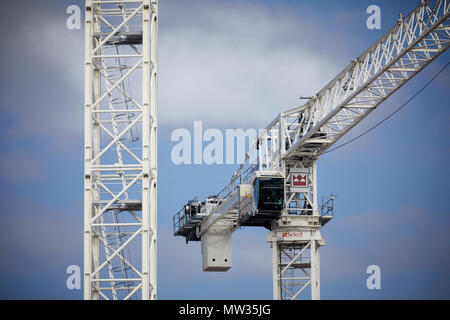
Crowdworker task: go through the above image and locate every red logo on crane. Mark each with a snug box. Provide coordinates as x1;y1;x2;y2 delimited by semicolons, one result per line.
292;174;307;187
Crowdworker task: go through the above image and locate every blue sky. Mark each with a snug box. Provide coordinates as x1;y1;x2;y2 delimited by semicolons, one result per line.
0;0;449;299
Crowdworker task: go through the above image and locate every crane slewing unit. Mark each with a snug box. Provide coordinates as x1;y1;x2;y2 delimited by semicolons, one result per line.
173;0;449;300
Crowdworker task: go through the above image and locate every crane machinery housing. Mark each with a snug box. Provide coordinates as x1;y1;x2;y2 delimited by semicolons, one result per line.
173;0;449;300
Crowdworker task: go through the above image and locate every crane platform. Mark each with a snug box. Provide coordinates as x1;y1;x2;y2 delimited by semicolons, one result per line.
172;188;336;241
173;200;209;242
93;199;142;212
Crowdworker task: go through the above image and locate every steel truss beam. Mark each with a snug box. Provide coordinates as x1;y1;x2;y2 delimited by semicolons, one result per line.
283;0;449;159
269;239;321;300
84;0;158;300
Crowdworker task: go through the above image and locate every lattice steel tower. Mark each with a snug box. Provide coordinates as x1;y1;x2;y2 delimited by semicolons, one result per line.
172;0;449;300
84;0;158;300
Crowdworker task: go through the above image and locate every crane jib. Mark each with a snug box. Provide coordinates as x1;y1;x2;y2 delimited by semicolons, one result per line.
283;4;450;159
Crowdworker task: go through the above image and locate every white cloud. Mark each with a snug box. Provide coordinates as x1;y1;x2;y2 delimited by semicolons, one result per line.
159;0;348;128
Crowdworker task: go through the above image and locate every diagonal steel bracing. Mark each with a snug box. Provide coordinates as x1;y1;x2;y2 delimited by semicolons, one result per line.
84;0;158;300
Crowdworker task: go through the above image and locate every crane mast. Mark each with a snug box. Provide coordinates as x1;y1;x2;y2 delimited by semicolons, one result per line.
84;0;158;300
173;0;449;300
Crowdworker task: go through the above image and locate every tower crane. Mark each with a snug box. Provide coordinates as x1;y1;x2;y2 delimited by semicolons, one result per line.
173;0;449;300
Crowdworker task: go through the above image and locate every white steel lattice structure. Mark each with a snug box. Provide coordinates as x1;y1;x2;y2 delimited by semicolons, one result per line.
173;0;449;300
282;0;450;159
84;0;158;300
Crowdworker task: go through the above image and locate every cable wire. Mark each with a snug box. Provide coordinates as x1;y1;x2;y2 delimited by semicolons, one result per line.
322;62;449;155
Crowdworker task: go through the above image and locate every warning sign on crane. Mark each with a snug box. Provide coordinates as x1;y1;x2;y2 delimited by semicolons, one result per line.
290;168;309;192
